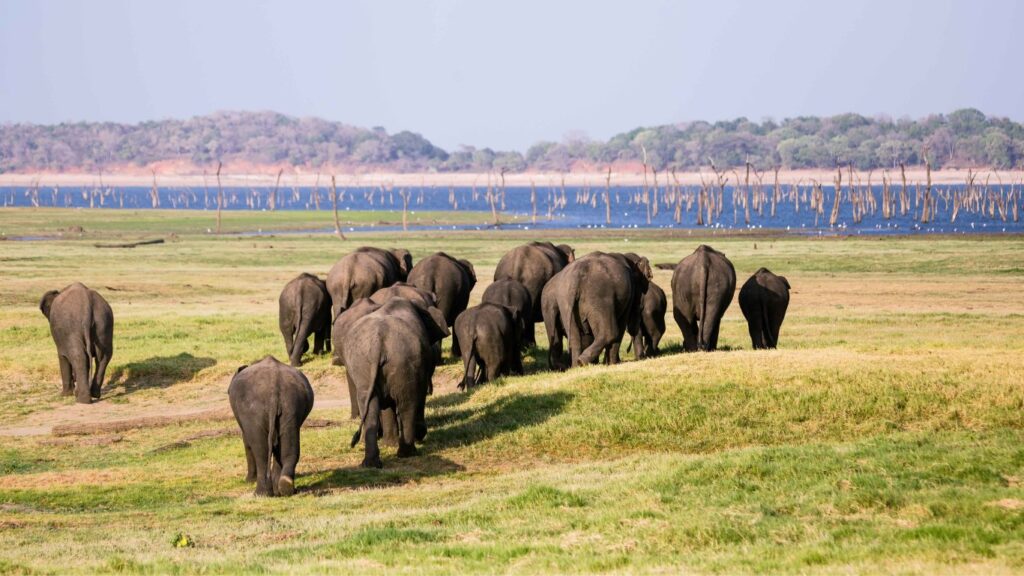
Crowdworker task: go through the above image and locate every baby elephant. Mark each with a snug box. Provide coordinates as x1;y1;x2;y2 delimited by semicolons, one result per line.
454;303;524;390
279;273;332;367
738;268;791;349
228;356;314;497
40;283;113;404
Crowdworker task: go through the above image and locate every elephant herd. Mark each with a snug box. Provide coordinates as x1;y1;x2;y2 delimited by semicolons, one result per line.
38;242;790;497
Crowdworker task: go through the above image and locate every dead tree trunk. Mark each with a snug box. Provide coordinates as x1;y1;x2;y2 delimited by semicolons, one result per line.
331;175;346;240
215;162;224;234
605;166;613;225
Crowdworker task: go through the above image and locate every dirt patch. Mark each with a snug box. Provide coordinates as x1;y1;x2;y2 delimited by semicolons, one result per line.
990;499;1024;510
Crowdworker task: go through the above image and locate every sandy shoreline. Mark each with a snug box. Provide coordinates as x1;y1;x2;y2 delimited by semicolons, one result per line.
0;168;1019;188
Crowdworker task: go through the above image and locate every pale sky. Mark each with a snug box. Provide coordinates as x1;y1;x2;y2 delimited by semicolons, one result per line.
1;0;1021;150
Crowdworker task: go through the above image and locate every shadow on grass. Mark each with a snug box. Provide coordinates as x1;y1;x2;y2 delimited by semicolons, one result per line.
106;353;216;394
303;454;465;494
426;389;573;450
305;389;572;492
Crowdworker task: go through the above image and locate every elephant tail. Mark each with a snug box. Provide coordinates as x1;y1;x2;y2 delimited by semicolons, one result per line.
461;328;478;390
698;261;711;350
266;377;281;484
350;345;384;448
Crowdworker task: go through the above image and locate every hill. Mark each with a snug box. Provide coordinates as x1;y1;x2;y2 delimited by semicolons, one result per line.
1;108;1021;175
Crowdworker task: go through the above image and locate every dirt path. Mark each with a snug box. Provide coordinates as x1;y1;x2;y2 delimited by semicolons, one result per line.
0;370;465;437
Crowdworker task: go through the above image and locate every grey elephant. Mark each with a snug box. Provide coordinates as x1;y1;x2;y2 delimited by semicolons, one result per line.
628;281;667;359
39;283;113;403
493;242;574;347
228;356;314;497
738;268;790;349
620;252;666;359
344;298;449;468
542;251;651;368
671;245;736;352
326;247;412;319
330;298;382;419
278;273;332;367
453;303;523;390
481;279;533;350
369;282;438;309
407;252;476;356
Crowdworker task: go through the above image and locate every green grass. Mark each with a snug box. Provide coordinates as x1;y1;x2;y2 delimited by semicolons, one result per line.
0;207;515;237
0;209;1023;573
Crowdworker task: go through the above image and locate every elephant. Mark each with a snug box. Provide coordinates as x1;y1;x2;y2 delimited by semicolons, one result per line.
331;298;383;419
493;242;574;347
278;273;332;367
370;282;438;309
39;283;113;404
453;303;523;390
671;245;736;352
343;297;449;468
407;252;476;356
626;279;667;359
228;356;314;497
738;268;791;349
326;247;412;320
480;279;533;349
541;251;651;368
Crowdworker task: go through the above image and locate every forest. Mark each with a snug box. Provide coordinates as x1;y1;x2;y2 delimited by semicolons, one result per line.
0;108;1020;173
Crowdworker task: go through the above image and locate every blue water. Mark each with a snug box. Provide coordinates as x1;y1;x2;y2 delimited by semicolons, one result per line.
1;184;1021;235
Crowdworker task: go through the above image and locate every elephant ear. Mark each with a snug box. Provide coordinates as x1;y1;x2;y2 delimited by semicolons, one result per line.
394;249;413;277
636;256;653;280
558;244;575;263
459;259;477;283
39;290;60;318
418;305;451;343
779;276;791;290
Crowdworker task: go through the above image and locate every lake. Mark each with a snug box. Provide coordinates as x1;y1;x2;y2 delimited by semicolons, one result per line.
2;183;1021;235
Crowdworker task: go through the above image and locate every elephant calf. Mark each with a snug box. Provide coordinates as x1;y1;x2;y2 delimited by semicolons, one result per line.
228;356;314;497
279;273;332;367
629;281;667;359
40;283;113;404
481;279;533;350
738;268;791;349
454;303;524;390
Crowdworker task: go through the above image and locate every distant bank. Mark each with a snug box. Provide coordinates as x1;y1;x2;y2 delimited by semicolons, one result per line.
0;168;1018;189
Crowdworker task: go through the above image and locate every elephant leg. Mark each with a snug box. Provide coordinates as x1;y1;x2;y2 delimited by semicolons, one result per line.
396;404;419;458
92;348;111;399
72;352;92;404
380;405;400;447
58;355;73;396
281;328;295;366
673;309;695;352
243;440;257;482
578;315;616;366
484;358;500;383
607;340;622;365
348;377;360;419
360;394;383;469
747;315;764;349
451;329;461;358
270;442;283;496
312;330;325;355
460;353;477;391
245;426;273;496
276;424;300;496
525;319;537;348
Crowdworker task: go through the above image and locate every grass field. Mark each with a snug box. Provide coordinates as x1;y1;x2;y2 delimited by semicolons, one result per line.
1;209;1023;574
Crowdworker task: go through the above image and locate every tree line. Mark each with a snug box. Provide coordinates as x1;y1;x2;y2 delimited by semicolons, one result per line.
1;108;1020;174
